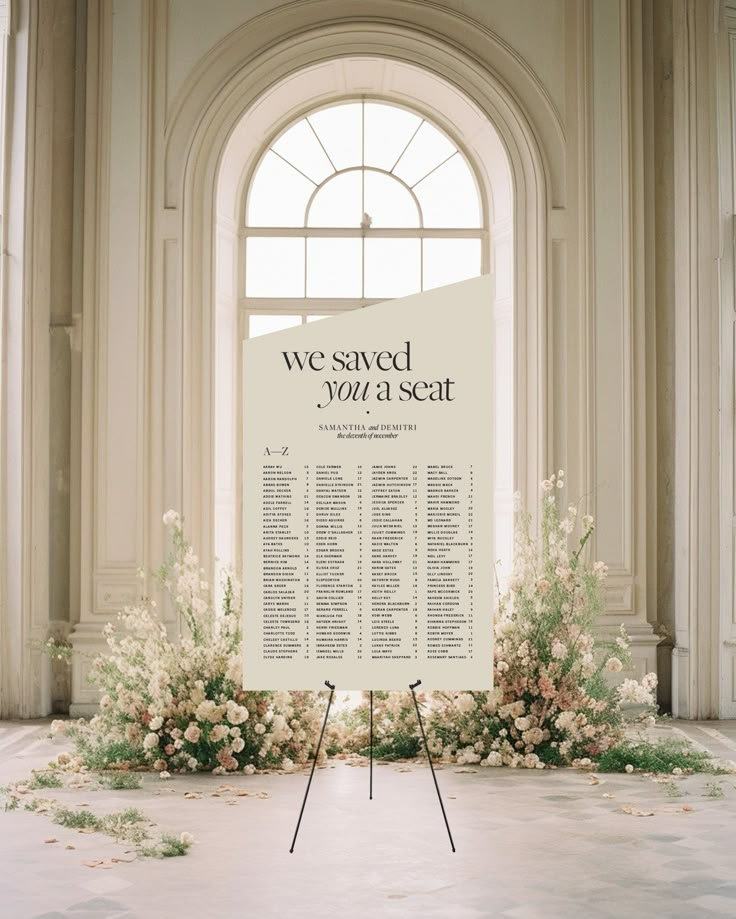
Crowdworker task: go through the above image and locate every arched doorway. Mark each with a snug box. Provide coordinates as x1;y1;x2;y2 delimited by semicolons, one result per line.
213;59;515;592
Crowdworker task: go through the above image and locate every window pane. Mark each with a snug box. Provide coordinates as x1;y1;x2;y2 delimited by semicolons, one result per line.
245;237;305;297
414;155;481;228
247;151;314;227
307;238;362;297
272;119;335;184
392;121;455;187
248;315;302;338
307;172;362;227
308;103;362;170
364;238;421;299
364;102;421;171
422;239;481;290
364;171;420;228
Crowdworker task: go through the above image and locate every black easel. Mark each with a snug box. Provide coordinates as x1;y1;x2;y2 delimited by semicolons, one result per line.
289;680;455;852
369;689;373;800
409;679;455;852
289;680;335;853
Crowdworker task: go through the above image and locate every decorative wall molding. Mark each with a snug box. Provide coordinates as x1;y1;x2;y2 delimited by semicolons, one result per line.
164;0;565;207
717;8;736;717
0;0;56;717
671;0;721;718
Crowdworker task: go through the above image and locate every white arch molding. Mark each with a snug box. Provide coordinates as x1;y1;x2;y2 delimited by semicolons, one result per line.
168;3;562;576
217;69;509;580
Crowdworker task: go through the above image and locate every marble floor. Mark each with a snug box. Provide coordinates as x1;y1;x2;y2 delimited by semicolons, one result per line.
2;720;736;919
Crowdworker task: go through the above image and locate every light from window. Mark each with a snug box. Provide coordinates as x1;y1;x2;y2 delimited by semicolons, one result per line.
244;100;484;305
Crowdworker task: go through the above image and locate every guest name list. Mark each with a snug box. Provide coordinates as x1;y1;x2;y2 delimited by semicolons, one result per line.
243;277;494;689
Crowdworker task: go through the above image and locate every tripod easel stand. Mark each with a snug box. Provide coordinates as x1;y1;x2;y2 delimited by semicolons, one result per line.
289;679;456;853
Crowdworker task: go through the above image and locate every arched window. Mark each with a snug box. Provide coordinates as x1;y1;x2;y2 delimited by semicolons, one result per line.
214;69;515;597
242;100;487;337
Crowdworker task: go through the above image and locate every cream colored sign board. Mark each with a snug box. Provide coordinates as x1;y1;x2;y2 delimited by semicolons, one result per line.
243;275;494;690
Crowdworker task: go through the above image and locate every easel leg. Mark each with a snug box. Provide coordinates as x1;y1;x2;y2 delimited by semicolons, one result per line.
289;680;335;853
409;680;456;853
369;690;373;800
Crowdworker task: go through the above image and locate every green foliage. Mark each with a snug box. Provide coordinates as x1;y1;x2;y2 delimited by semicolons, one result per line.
597;738;722;774
2;790;19;811
140;833;191;858
52;804;147;844
344;691;422;761
52;807;100;830
98;771;142;790
28;771;63;789
361;736;421;761
64;729;144;771
662;781;683;798
703;781;725;798
99;807;147;844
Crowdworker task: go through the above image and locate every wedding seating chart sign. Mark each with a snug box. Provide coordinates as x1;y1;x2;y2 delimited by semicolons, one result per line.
243;275;494;690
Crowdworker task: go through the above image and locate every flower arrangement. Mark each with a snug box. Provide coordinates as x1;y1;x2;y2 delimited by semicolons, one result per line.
56;474;658;774
342;472;657;769
339;690;424;760
59;512;323;774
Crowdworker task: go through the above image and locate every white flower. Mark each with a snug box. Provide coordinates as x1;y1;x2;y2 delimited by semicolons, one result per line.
50;720;67;737
456;746;481;765
582;514;594;528
187;757;198;771
672;767;683;776
232;737;245;753
162;509;181;527
195;700;222;723
551;640;567;660
243;764;256;775
159;771;171;780
485;751;503;767
184;723;201;744
454;693;476;714
149;716;163;731
226;701;249;724
625;764;634;774
605;657;623;673
617;678;656;705
522;728;544;746
143;732;159;751
254;722;266;735
210;724;229;743
180;831;195;846
642;672;658;691
593;560;609;579
514;717;531;732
